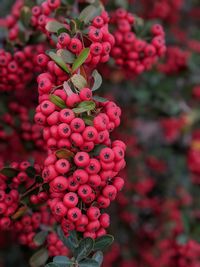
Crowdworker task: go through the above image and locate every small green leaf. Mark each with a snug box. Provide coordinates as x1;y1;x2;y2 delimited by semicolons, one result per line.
91;70;102;91
79;4;102;24
73;101;95;114
57;27;70;36
53;256;72;266
33;231;48;246
29;248;49;267
47;51;71;74
71;74;87;90
90;144;106;157
26;166;36;178
82;115;94;126
0;167;19;178
55;149;75;159
45;21;66;33
79;259;99;267
11;206;28;220
57;227;78;252
35;175;43;183
92;251;103;266
177;234;188;245
74;237;94;262
63;81;74;96
57;49;75;64
20;6;32;27
72;48;90;72
93;235;114;251
50;94;67;109
92;96;107;103
182;212;190;234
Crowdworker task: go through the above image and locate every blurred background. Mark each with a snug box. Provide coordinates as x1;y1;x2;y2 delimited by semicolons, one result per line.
0;0;200;266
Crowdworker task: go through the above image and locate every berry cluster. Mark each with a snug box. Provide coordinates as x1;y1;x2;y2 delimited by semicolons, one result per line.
0;45;44;92
110;8;166;75
140;0;184;23
158;46;190;74
0;0;24;41
35;88;126;238
34;19;125;237
55;11;114;66
0;161;42;230
15;206;69;256
47;232;69;257
0;101;44;150
187;130;200;184
31;0;61;33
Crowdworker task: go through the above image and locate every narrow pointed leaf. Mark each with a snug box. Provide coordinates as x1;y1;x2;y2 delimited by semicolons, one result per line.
72;101;95;114
72;48;90;72
50;94;67;109
0;167;19;178
47;51;71;74
55;149;74;159
63;81;74;96
57;49;75;64
91;70;102;91
92;96;107;103
11;206;28;220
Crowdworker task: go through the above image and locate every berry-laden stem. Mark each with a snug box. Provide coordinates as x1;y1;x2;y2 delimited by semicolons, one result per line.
20;182;45;200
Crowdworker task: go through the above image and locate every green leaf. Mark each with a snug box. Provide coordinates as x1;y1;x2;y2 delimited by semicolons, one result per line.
35;175;43;183
45;21;65;33
71;74;87;90
57;27;70;35
90;144;106;157
45;263;59;267
20;6;32;27
53;256;72;266
50;94;67;109
91;70;102;91
176;234;188;245
29;248;49;267
182;212;190;234
57;227;78;252
92;251;103;266
0;167;19;178
93;235;114;251
11;206;28;220
82;115;94;126
79;4;102;24
63;81;74;96
74;237;94;262
72;48;90;72
92;96;107;103
33;231;48;246
79;259;99;267
55;149;75;159
26;166;36;178
72;101;95;114
47;51;71;74
57;49;75;64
